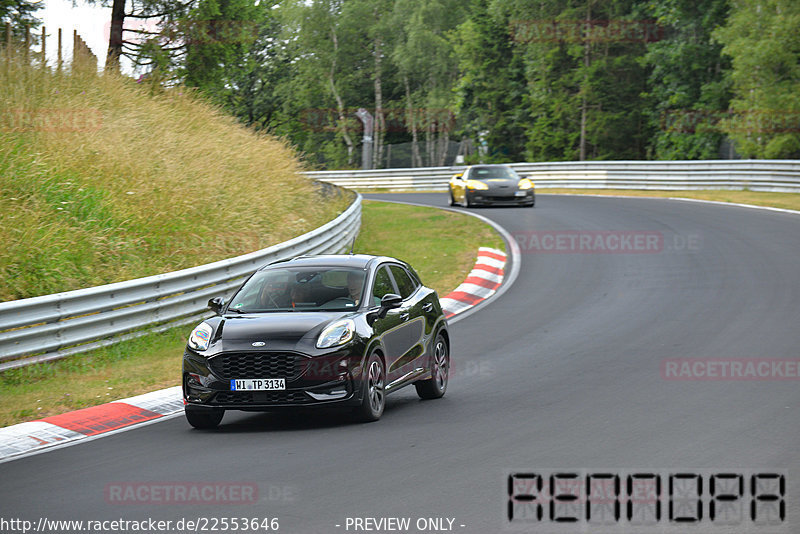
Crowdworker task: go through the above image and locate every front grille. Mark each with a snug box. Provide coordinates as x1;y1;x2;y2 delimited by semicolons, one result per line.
213;391;311;404
209;352;305;380
487;195;522;201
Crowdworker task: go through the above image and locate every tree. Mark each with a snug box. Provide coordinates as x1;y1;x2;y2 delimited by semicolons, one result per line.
643;0;731;159
279;0;371;166
181;0;262;100
714;0;800;158
0;0;41;38
338;0;395;168
219;3;291;133
392;0;468;166
495;0;650;161
453;0;528;162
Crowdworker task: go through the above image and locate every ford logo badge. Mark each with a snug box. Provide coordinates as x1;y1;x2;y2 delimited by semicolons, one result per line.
252;341;266;347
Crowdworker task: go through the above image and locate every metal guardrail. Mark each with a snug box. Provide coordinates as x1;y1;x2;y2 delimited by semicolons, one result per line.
306;160;800;193
0;194;362;371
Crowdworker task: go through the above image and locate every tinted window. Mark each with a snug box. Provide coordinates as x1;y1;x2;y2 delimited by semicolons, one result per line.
371;266;395;305
389;265;417;299
406;266;423;286
227;267;365;312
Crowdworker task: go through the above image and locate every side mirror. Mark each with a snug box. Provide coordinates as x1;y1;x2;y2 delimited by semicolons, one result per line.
367;293;403;325
208;296;225;315
377;293;402;319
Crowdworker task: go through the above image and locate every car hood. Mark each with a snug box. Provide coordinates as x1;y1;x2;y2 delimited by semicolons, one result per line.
217;312;347;341
483;178;519;190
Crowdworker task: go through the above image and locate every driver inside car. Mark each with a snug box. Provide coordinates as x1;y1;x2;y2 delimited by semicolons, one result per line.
346;271;365;306
258;278;290;309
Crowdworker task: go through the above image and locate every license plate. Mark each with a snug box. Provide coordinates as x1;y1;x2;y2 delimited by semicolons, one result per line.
515;191;527;197
230;378;285;391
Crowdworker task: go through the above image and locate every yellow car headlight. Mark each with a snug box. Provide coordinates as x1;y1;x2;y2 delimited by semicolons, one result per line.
465;180;489;190
518;178;534;190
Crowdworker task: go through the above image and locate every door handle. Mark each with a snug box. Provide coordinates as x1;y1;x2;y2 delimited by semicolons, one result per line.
422;303;433;312
400;312;410;321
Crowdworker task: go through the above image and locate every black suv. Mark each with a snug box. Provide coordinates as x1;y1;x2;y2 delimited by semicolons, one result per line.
182;254;450;428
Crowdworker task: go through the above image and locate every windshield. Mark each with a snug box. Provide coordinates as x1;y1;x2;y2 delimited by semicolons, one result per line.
469;165;519;180
227;266;367;313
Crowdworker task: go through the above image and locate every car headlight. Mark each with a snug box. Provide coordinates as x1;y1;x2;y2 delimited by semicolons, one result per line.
465;180;489;190
316;319;356;349
188;322;213;351
518;178;534;190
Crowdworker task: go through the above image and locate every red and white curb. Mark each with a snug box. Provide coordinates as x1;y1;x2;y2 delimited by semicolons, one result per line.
440;247;507;318
0;386;183;463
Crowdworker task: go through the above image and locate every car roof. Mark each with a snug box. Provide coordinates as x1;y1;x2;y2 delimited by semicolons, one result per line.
261;254;402;271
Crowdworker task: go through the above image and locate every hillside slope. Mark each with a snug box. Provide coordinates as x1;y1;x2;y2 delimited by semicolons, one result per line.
0;61;350;301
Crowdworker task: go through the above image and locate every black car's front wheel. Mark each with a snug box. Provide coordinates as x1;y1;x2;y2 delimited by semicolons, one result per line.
415;334;449;399
185;407;224;429
355;352;385;422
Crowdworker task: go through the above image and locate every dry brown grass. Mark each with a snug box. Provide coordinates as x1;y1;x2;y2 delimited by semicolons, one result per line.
0;59;350;301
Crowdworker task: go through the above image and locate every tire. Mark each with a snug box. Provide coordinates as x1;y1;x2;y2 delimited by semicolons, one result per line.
185;407;224;429
415;334;449;399
448;190;456;206
464;194;473;208
354;352;385;422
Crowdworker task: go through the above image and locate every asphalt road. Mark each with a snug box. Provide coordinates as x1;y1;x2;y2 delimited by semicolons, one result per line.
2;192;799;534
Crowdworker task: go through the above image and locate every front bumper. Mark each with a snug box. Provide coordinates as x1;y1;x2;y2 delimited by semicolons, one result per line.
467;189;534;205
183;349;365;410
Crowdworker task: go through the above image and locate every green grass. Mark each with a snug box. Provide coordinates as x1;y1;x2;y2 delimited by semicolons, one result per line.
0;200;505;427
0;58;350;301
0;326;185;427
355;200;505;296
541;188;800;211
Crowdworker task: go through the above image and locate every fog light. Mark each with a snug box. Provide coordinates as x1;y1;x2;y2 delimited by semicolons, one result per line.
187;373;204;387
307;384;349;400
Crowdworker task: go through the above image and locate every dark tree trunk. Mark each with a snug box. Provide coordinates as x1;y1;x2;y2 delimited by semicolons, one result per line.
106;0;126;73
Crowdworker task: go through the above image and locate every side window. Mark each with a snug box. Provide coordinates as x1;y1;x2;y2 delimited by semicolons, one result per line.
371;266;395;306
389;265;417;299
406;266;423;287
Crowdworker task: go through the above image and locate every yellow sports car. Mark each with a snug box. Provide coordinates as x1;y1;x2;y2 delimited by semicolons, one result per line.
448;164;535;207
